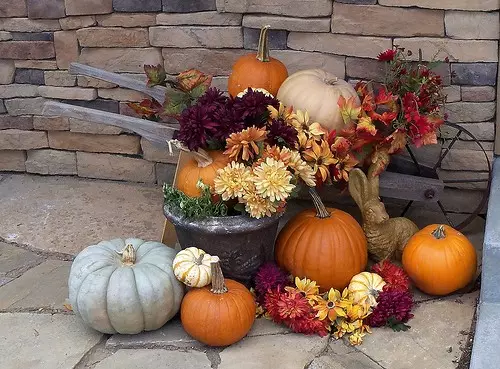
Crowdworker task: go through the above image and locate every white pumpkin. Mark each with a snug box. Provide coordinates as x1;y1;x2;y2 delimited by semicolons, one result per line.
68;238;184;334
173;247;214;288
277;69;360;132
348;272;386;307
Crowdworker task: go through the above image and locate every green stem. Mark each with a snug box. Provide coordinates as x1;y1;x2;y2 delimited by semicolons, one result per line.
256;25;271;62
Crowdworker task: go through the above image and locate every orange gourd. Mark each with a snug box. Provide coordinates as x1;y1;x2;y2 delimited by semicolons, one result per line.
228;25;288;97
176;150;229;197
181;257;256;346
275;189;368;292
402;224;477;296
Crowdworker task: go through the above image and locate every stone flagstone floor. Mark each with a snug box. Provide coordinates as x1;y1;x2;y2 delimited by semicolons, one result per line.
0;173;483;369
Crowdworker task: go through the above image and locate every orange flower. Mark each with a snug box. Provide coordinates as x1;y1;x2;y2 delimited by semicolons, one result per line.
224;127;267;161
302;139;337;183
332;155;359;182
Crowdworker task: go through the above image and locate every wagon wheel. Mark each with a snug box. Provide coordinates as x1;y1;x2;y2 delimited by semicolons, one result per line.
387;122;492;231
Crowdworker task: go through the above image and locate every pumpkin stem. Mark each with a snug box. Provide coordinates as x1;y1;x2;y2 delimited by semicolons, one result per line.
119;244;136;265
195;253;205;265
309;188;330;219
210;256;228;294
431;225;446;239
192;148;214;168
256;25;271;62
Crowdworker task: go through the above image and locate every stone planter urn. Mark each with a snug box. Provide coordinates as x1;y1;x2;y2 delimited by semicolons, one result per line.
164;205;281;285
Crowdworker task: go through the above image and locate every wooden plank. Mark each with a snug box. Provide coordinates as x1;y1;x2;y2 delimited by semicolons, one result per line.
42;101;177;148
161;150;193;246
69;63;169;104
379;170;444;202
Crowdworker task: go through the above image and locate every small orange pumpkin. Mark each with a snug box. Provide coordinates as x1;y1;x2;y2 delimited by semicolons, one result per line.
275;189;368;292
228;25;288;97
176;150;229;197
181;257;256;346
402;224;477;296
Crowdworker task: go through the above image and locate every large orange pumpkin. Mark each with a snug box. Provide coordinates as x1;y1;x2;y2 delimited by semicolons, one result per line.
176;150;229;197
402;224;477;296
181;257;256;346
228;25;288;97
275;189;368;292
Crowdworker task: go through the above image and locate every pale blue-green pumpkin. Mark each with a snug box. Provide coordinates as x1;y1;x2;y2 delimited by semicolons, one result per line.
69;238;184;334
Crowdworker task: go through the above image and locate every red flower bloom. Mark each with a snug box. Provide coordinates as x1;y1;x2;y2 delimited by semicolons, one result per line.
254;263;289;295
288;312;330;337
366;290;414;327
377;49;397;62
264;288;310;323
372;260;411;293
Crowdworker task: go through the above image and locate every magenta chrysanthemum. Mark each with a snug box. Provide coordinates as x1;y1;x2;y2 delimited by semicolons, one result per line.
175;104;218;151
267;119;299;148
254;262;289;295
366;290;414;327
233;89;279;128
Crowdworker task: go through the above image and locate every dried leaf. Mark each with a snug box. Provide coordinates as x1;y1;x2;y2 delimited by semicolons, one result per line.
144;64;166;87
338;96;362;125
177;69;212;93
356;116;377;136
370;148;390;176
127;99;163;120
387;129;407;154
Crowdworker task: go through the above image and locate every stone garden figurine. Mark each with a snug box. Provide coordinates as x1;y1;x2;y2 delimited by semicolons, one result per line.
348;166;419;261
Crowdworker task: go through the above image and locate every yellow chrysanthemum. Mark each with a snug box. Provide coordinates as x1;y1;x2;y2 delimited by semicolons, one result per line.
314;288;347;321
252;158;295;202
242;188;278;219
289;150;316;187
214;161;254;201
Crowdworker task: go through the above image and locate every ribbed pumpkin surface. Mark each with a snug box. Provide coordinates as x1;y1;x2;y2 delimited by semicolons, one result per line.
176;150;229;197
181;279;256;346
402;224;477;296
275;207;367;292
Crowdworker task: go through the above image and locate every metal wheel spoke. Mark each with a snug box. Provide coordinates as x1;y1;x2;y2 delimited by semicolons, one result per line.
401;200;413;217
433;131;461;171
405;145;422;175
437;200;455;228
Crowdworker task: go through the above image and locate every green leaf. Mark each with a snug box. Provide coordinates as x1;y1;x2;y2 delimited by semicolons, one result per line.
177;69;212;93
163;91;191;117
233;203;246;214
387;317;411;332
189;83;209;100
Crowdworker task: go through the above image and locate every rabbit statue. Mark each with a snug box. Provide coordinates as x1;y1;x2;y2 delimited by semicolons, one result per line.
348;167;419;261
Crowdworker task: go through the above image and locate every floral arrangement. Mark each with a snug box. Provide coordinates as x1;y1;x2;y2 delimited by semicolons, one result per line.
329;47;447;176
253;260;414;345
163;86;339;219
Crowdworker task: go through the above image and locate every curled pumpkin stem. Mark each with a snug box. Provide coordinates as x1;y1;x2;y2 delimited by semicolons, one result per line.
256;25;271;62
192;148;214;168
309;187;330;219
210;256;228;294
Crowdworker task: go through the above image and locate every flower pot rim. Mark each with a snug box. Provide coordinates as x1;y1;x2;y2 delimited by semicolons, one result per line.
163;204;282;233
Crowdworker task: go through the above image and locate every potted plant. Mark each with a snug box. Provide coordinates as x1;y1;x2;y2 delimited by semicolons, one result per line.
162;88;330;284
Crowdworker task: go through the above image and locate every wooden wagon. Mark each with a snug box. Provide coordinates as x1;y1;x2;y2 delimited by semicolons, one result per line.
41;63;492;239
